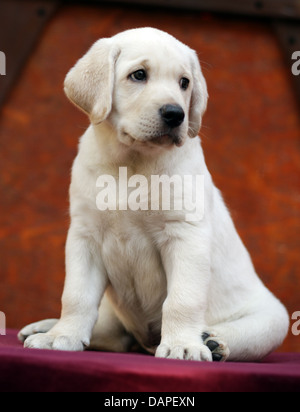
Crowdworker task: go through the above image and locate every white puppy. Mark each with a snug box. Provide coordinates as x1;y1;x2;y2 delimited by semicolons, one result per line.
19;28;289;362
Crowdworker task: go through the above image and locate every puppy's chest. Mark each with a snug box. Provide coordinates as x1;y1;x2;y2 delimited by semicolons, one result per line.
100;214;167;307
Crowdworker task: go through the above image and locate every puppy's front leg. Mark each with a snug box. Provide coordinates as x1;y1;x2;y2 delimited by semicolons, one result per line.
156;228;212;361
25;224;107;351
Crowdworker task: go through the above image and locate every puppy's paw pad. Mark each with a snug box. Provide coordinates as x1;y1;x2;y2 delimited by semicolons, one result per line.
202;332;230;362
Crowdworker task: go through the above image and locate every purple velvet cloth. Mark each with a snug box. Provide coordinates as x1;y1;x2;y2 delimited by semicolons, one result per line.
0;330;299;392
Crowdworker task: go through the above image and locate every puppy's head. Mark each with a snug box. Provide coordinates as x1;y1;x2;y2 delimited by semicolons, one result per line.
64;28;208;151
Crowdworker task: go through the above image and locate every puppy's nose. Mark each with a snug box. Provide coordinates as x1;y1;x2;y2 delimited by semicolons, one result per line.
160;104;185;129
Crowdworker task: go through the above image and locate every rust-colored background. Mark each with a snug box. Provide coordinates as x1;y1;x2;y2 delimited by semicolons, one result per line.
0;4;299;352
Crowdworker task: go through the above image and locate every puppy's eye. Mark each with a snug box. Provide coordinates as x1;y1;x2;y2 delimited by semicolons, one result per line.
180;78;190;90
130;70;147;82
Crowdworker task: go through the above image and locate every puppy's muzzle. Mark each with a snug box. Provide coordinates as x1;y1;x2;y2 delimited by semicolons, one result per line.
160;104;185;129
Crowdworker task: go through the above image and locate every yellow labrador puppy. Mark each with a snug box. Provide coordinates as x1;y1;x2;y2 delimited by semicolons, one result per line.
19;28;289;362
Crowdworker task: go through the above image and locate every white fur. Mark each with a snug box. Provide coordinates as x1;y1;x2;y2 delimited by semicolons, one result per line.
19;28;289;362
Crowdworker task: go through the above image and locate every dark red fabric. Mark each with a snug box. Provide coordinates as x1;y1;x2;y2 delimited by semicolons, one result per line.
0;330;299;392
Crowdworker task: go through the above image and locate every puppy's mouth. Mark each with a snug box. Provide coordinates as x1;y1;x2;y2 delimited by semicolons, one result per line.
150;133;183;148
120;130;184;149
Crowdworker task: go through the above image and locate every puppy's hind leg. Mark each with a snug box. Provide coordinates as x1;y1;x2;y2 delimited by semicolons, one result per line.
18;319;59;343
89;294;134;353
209;292;289;362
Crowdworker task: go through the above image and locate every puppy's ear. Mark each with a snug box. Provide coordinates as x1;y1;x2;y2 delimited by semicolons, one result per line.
188;51;208;138
64;39;120;125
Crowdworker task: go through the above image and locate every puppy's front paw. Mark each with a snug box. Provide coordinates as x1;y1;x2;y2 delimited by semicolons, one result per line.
155;342;213;362
24;332;88;352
